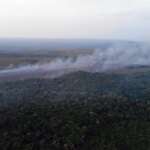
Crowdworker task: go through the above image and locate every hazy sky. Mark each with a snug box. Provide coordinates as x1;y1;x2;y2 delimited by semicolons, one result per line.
0;0;149;40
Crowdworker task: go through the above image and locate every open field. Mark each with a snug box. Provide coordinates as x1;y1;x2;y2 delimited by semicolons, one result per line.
0;49;93;69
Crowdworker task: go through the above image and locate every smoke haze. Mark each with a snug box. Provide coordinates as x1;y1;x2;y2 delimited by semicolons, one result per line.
0;42;150;80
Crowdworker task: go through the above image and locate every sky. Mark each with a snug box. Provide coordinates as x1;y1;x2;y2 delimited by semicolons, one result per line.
0;0;149;41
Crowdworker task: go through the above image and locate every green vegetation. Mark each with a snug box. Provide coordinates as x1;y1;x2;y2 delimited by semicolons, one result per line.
0;71;150;149
0;95;150;150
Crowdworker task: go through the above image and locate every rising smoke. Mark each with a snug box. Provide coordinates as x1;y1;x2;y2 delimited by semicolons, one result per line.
0;42;150;80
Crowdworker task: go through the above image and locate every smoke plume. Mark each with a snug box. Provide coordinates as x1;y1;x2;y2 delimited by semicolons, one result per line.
0;42;150;80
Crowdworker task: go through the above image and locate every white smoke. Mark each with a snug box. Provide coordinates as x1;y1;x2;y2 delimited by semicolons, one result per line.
0;42;150;80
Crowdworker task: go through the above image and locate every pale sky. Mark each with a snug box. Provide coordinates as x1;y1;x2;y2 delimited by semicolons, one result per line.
0;0;149;40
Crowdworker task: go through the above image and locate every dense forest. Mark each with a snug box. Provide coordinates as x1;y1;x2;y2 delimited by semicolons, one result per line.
0;69;150;149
